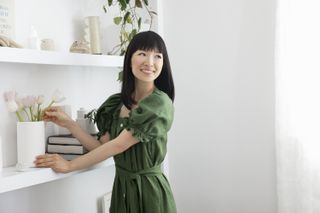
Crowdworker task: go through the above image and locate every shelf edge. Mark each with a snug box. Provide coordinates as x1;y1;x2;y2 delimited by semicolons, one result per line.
0;47;124;67
0;159;114;194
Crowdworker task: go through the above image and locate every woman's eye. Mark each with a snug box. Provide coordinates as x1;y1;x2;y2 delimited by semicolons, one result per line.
138;52;146;56
155;55;162;59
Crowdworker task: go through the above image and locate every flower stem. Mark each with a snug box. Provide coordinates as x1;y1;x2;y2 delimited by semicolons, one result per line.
47;100;55;108
16;111;24;122
37;104;41;121
23;108;31;121
29;107;34;121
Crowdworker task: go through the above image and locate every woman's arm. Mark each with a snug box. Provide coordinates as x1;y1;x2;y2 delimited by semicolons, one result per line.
99;132;111;144
44;107;106;151
69;129;138;171
34;129;139;173
67;121;109;150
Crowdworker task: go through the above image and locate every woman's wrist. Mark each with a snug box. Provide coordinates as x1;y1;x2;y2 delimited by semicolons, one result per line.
68;160;76;172
65;119;77;130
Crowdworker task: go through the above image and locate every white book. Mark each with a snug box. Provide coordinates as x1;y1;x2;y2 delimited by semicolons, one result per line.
47;144;87;154
48;135;81;145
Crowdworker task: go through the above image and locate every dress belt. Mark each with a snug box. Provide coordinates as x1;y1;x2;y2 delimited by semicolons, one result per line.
115;164;162;213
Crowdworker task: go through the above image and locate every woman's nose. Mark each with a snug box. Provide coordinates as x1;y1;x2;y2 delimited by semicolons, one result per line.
144;55;154;66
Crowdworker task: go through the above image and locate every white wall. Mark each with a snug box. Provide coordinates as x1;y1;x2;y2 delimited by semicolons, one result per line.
163;0;277;212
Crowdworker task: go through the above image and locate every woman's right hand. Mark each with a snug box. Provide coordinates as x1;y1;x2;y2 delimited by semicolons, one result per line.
43;106;74;128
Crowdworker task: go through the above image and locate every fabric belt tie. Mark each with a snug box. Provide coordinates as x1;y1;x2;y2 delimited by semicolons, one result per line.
116;164;162;213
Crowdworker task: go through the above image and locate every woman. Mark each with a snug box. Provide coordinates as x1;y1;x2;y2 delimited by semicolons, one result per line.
35;31;177;213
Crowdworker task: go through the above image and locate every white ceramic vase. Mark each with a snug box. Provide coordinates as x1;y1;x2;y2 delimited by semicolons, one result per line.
84;16;102;54
16;121;45;171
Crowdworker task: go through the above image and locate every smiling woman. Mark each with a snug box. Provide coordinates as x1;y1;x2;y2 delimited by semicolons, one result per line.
34;31;177;213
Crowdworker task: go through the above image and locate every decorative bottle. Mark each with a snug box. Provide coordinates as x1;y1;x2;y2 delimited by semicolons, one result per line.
28;26;41;50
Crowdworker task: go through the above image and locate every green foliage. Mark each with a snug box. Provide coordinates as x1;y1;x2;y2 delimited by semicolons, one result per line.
103;0;157;56
85;109;97;123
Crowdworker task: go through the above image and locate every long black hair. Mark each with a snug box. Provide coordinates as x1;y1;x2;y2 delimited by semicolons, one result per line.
121;31;175;109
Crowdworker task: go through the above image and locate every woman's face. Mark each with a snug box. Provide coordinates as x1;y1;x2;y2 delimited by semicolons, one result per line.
131;49;163;83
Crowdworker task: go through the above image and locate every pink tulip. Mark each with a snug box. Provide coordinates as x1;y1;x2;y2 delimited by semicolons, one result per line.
3;90;66;122
36;95;45;105
5;101;18;112
21;96;37;108
3;91;17;102
15;98;24;110
52;90;66;103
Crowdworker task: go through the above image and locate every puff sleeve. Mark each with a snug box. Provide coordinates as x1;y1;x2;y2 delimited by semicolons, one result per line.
95;93;121;139
126;92;174;143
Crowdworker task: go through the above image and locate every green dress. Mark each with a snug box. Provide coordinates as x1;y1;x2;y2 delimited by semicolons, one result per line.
95;88;177;213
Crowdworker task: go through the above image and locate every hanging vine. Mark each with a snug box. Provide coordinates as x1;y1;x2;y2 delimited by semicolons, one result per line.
103;0;157;56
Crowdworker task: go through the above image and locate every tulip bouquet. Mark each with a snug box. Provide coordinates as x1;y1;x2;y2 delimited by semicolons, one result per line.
3;90;65;122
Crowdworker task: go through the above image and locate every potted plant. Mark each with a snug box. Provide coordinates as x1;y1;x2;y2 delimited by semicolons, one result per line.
3;90;66;171
103;0;157;56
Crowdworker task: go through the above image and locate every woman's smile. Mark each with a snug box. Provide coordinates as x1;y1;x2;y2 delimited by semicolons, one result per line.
140;67;155;74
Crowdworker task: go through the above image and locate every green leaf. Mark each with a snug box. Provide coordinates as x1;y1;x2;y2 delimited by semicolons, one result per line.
132;29;137;37
150;11;157;16
120;34;123;43
123;11;131;24
103;5;107;13
129;32;134;40
124;32;130;40
127;16;132;24
108;0;113;6
138;17;142;30
129;29;137;40
117;70;123;82
135;0;142;8
120;32;125;41
120;49;126;56
125;0;130;4
119;0;127;10
113;17;122;25
143;0;148;6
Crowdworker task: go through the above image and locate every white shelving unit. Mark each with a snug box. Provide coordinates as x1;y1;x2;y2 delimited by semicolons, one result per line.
0;158;114;194
0;46;120;194
0;47;124;67
0;46;122;196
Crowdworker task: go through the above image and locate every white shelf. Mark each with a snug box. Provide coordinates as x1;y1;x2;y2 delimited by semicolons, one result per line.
0;47;124;67
0;158;114;194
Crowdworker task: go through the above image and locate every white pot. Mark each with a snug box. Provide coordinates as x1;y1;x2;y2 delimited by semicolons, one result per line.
16;121;45;171
84;16;101;54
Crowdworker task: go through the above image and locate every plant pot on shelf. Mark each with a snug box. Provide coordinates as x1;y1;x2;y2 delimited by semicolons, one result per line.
16;121;45;171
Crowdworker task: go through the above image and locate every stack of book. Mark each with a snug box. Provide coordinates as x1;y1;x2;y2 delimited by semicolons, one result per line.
46;135;88;161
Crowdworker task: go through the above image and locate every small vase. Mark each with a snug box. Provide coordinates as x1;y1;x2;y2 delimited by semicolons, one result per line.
84;16;102;55
16;121;45;171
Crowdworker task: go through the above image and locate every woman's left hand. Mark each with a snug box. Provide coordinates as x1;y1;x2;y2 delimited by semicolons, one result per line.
34;154;72;173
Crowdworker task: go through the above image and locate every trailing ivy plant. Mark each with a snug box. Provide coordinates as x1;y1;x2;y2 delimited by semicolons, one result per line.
103;0;157;56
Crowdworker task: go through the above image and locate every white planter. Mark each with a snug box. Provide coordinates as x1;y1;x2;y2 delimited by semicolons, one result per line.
16;121;45;171
84;16;102;54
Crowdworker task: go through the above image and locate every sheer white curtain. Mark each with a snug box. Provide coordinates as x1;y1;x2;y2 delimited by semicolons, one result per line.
275;0;320;212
